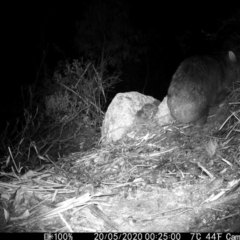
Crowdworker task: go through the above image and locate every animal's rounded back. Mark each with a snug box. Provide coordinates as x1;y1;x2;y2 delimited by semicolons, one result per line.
167;51;238;125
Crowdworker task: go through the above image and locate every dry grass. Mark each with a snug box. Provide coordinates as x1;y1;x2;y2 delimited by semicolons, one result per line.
0;78;239;232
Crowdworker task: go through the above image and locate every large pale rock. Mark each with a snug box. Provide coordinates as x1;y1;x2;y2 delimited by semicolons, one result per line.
101;92;173;144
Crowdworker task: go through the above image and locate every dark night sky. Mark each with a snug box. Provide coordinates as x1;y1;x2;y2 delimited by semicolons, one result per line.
1;1;239;129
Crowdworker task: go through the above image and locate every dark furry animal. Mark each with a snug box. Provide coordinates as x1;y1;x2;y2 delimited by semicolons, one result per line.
136;100;160;119
167;51;239;125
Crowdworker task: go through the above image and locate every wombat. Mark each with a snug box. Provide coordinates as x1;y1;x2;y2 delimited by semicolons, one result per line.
167;51;239;125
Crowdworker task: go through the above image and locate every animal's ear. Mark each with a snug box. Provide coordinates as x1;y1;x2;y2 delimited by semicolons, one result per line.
228;51;237;63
